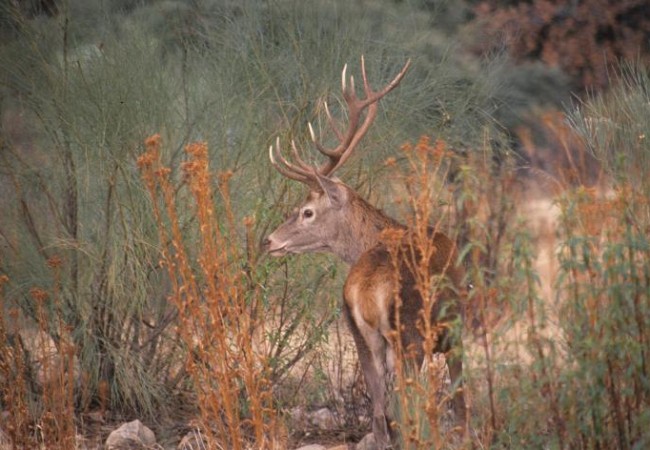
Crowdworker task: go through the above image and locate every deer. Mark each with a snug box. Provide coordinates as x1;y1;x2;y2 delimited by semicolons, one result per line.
263;57;468;448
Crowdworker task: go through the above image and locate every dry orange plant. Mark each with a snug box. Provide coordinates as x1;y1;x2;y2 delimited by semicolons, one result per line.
0;275;31;449
385;136;466;449
0;257;76;450
138;135;282;449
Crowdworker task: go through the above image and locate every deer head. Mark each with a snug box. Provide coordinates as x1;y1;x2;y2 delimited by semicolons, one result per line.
263;56;411;264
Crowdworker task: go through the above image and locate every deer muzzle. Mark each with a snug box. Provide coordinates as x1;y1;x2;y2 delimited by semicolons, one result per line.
262;236;288;256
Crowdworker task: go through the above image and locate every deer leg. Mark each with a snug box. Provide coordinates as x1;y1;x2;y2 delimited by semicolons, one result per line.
446;349;468;432
344;304;391;448
366;334;391;448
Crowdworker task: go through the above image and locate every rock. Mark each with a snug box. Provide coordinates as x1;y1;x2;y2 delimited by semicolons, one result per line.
105;419;156;450
289;406;340;431
289;406;308;429
354;432;377;450
308;408;337;430
295;443;352;450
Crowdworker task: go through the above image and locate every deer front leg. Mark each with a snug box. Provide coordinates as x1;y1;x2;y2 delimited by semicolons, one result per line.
344;304;391;448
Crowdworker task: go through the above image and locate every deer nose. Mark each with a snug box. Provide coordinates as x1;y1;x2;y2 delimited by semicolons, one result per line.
261;238;271;250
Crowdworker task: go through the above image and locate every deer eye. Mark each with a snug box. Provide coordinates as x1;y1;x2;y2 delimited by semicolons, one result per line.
302;209;314;219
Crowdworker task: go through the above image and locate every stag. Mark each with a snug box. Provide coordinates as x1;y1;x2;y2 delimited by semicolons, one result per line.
263;57;467;448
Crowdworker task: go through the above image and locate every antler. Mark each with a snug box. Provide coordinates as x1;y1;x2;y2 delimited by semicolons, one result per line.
270;56;411;189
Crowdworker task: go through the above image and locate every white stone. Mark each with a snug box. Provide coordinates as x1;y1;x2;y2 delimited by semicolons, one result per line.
105;419;156;450
308;407;337;430
355;433;377;450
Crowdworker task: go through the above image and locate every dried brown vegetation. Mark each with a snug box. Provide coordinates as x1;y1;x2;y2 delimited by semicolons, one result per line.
137;135;283;449
0;267;76;449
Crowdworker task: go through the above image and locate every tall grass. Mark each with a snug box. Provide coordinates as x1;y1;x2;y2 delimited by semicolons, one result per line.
552;65;650;448
465;64;650;449
0;0;188;421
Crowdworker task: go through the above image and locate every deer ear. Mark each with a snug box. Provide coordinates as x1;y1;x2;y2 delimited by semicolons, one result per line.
315;174;347;208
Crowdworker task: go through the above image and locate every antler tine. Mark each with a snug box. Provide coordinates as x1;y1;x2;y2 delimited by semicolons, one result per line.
359;54;412;108
310;110;342;157
308;122;317;143
348;75;356;100
360;54;368;92
289;139;315;173
322;102;343;141
269;137;320;189
313;56;411;176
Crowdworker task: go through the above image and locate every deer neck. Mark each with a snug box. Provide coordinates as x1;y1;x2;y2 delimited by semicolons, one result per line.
334;194;403;265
